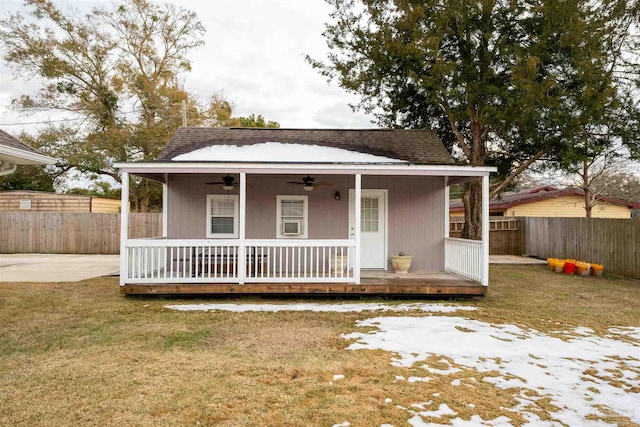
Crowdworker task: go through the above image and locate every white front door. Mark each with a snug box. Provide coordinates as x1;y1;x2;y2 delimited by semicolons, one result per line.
349;189;387;269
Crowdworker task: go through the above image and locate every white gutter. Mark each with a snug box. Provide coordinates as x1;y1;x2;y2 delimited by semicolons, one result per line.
114;161;496;177
0;161;17;176
0;145;57;165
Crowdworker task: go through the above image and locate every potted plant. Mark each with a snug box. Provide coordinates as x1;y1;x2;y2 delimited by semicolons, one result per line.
329;254;348;275
391;251;412;274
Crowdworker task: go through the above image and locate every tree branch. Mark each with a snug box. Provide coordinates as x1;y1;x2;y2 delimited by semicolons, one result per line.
489;148;546;198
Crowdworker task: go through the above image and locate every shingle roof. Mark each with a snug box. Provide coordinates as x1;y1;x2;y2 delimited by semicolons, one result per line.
156;127;455;164
0;129;42;155
450;186;640;210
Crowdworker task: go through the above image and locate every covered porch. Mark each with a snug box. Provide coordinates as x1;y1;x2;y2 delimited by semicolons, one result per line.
116;163;492;296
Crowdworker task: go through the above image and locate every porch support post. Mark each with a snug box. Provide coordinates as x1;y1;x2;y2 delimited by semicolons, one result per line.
354;174;361;284
444;176;449;270
162;173;168;237
119;171;129;286
444;177;450;238
482;174;489;286
238;172;247;285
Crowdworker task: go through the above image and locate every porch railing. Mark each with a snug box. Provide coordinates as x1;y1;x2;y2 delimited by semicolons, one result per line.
124;239;356;284
444;237;483;283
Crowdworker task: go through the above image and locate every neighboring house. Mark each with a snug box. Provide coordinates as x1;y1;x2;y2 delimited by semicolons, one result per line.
450;186;640;218
115;127;495;295
0;129;56;174
0;190;123;213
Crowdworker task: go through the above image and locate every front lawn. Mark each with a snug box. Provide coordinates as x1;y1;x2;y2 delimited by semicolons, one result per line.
0;265;638;426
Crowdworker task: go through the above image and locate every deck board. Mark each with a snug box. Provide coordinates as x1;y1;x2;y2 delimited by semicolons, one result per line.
120;273;486;297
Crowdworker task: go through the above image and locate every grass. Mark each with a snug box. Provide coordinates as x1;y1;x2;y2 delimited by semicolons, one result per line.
0;265;638;426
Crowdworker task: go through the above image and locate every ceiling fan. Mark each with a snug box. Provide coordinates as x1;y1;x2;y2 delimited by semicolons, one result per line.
206;174;235;191
287;175;331;192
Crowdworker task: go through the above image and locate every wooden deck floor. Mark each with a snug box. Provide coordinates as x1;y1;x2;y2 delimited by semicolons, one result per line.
121;271;485;297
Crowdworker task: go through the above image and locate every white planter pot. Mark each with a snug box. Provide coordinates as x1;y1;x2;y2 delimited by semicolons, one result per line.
329;255;348;275
391;256;412;274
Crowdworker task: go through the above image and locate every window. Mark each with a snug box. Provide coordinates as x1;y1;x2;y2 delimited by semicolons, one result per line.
276;195;308;238
206;195;238;238
361;196;379;232
19;199;31;210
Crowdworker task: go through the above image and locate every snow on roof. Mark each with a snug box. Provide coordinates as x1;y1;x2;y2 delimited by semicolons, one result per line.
171;141;409;163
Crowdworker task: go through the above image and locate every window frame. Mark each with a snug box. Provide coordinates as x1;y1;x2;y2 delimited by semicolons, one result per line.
19;199;31;210
206;194;239;238
276;195;308;239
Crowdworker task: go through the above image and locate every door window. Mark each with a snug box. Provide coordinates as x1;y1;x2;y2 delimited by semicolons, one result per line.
361;196;379;232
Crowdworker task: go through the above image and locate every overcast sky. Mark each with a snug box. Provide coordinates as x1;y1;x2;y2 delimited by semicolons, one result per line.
0;0;376;136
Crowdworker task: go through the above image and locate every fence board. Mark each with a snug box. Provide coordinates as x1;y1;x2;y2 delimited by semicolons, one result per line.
523;217;640;280
0;212;162;254
450;217;525;255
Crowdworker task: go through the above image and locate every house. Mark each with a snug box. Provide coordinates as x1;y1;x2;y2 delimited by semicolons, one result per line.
0;190;124;213
450;186;640;218
0;129;56;174
114;127;495;296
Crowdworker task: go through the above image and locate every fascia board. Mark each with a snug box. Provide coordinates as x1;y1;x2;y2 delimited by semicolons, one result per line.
114;162;496;177
0;145;57;165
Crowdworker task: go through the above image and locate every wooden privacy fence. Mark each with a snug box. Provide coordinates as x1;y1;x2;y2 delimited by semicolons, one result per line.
0;212;162;254
523;217;640;280
450;217;525;255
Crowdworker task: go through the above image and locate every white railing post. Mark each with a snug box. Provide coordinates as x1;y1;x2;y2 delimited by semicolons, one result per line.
482;175;490;286
354;174;361;284
444;176;449;270
120;171;129;286
162;173;168;237
238;172;247;284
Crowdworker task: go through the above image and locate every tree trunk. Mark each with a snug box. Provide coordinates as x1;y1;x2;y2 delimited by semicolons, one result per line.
461;179;482;240
583;160;592;218
461;116;486;240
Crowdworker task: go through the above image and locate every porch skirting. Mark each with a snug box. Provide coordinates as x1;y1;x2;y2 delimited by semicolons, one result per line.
120;273;485;297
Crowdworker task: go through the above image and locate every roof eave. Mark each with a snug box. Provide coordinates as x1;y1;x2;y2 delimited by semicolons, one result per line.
114;161;495;176
0;145;57;165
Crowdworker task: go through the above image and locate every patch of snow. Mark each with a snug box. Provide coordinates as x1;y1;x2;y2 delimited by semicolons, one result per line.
407;376;431;383
419;403;457;418
572;326;595;336
394;375;406;381
165;302;476;313
423;364;462;375
333;374;345;381
451;379;461;386
380;424;394;427
332;422;350;427
608;326;640;341
172;141;409;163
385;397;393;403
410;401;433;410
344;316;640;426
409;415;513;427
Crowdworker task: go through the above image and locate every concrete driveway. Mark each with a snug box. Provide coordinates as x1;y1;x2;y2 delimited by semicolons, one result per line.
0;254;119;282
